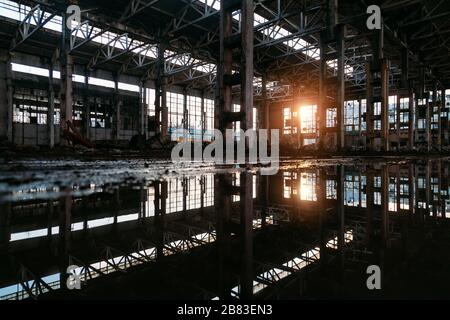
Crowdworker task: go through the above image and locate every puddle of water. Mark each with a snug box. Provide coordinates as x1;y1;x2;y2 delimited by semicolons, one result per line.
0;157;449;299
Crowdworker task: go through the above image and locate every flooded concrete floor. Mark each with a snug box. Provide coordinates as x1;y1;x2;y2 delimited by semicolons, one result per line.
0;156;450;300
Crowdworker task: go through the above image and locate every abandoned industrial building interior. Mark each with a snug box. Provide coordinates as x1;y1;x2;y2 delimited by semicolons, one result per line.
2;0;450;302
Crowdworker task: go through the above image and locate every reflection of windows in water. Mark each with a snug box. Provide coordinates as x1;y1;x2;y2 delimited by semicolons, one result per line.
167;178;184;214
300;172;317;201
446;201;450;218
389;177;397;212
145;187;155;217
326;180;337;200
283;172;298;199
187;177;201;210
233;173;257;202
374;192;381;205
344;175;360;207
204;175;214;207
374;176;381;188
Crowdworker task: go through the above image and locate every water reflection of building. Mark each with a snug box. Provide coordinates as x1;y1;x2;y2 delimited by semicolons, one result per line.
0;159;449;299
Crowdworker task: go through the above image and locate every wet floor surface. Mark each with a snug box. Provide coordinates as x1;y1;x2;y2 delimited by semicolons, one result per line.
0;157;450;300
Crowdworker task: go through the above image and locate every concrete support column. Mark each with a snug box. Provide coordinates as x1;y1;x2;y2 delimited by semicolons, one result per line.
201;90;205;142
318;35;327;151
1;52;13;143
83;67;90;139
408;87;415;150
365;62;374;151
442;88;448;147
161;79;168;140
396;95;401;150
48;63;55;148
183;88;188;134
240;0;254;134
336;25;345;151
156;43;169;141
0;50;13;142
381;59;390;152
435;85;441;151
260;75;269;130
138;83;148;139
59;11;74;133
113;74;121;141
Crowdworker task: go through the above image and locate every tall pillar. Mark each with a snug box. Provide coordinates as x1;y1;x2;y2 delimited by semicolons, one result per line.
83;67;90;139
366;62;374;151
60;12;73;135
113;74;121;141
0;50;13;142
318;35;327;151
48;62;55;148
381;59;390;152
161;78;168;140
336;25;345;151
442;88;447;147
156;43;169;141
138;82;148;139
183;88;188;135
408;86;415;150
435;85;441;151
201;90;205;142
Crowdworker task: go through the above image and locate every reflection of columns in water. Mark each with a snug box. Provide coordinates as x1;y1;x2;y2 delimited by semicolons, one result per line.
317;168;327;269
58;189;72;288
0;200;12;249
154;181;167;260
366;170;374;248
215;173;233;300
182;177;188;216
239;172;253;300
438;160;443;218
259;174;269;228
47;199;54;243
425;160;431;218
200;176;205;214
114;188;120;225
336;165;345;272
408;163;416;218
381;165;390;248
